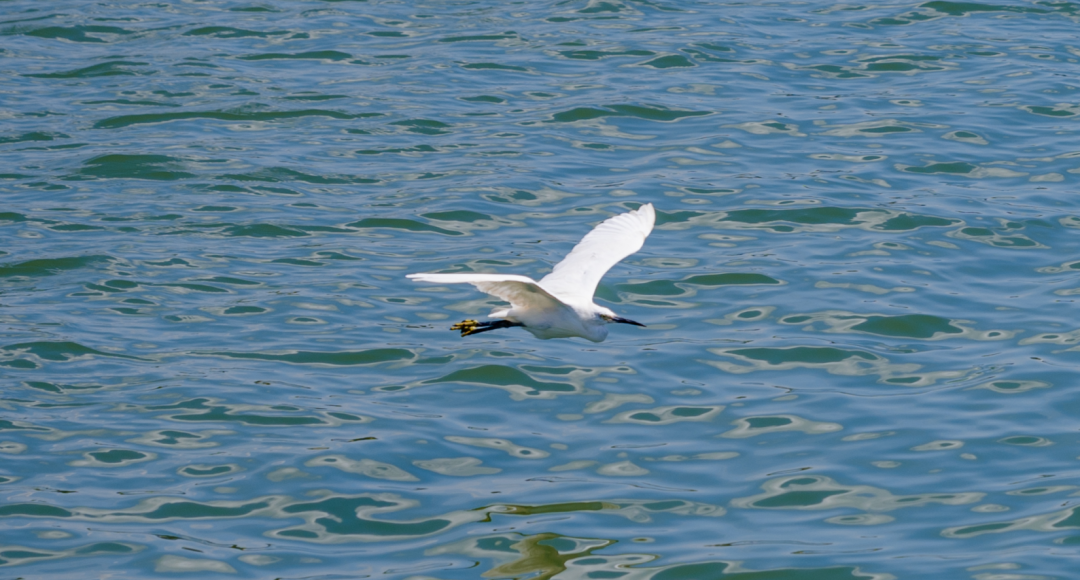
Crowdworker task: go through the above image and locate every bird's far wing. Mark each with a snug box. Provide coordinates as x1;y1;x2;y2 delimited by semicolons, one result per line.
538;203;655;303
406;273;567;313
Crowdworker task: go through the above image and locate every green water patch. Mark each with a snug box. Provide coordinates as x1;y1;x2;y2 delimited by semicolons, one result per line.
222;306;267;315
460;95;506;103
946;503;1080;540
725;207;862;227
26;61;151;78
903;161;977;175
549;104;710;123
853;124;912;133
0;419;49;432
219;167;377;184
693;42;735;52
355;144;440;155
277;496;450;539
851;314;963;339
0;131;69;144
609;405;724;425
1023;105;1078;117
640;54;696;68
0;255;112;277
215;348;415;366
76;154;194;180
439;32;518;42
945;522;1016;537
88;449;149;464
1;358;37;369
971;380;1050;394
148;398;332;426
655;562;877;579
272;258;324;267
282;94;348;102
920;1;1050;16
683;273;781;286
1052;508;1080;529
736;474;983;515
748;416;792;429
239;50;353;61
48;223;104;232
75;281;123;293
184;26;287;38
1;341;144;362
196;273;276;285
715;207;957;232
154;282;228;293
876;213;958;231
74;543;136;555
94;109;369;129
461;62;530;72
855;54;947;73
951;226;1041;248
21;25;136;43
109;307;143;315
422;210;494;223
722;415;842;438
222;224;308;238
560;49;654;60
144;430;202;446
0;504;72;518
143;500;271;520
193;206;237;212
0;541;138;567
617;280;686;296
754;490;846;508
348;218;462;236
178;464;241;478
426;365;575;396
25;381;103;393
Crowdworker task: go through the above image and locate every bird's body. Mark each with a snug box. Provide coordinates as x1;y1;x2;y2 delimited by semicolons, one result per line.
408;203;655;342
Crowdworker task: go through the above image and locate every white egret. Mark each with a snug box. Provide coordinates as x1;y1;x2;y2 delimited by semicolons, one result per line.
408;203;655;342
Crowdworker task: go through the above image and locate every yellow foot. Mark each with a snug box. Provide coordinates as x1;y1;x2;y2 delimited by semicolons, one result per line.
450;319;481;336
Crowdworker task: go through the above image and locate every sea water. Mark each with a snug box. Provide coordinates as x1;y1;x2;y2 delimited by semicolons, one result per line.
3;1;1080;578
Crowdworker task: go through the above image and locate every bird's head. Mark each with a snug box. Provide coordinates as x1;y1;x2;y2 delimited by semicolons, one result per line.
596;306;645;328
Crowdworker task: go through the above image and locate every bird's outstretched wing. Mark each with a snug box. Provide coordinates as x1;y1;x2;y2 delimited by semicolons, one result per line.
406;273;567;313
538;203;655;304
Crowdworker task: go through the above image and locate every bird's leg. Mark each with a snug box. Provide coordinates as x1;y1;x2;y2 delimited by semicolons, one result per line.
450;319;523;337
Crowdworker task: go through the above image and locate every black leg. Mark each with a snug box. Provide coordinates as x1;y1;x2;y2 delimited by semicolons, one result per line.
450;319;523;337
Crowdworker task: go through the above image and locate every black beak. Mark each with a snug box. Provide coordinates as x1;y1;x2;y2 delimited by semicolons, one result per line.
612;317;645;327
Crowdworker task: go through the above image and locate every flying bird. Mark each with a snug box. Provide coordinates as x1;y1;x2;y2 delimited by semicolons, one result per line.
408;203;655;342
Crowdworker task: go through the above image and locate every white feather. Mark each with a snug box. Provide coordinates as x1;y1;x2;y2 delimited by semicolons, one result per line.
407;203;655;342
539;203;655;304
